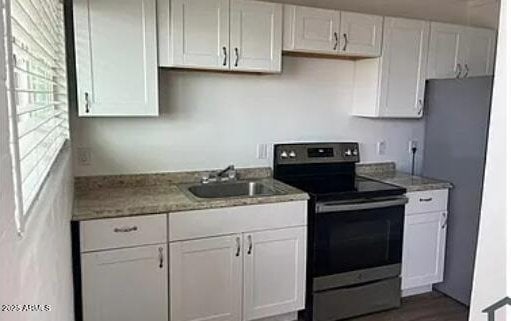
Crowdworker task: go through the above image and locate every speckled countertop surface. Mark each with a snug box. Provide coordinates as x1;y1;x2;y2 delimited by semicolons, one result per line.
73;168;309;221
357;162;453;192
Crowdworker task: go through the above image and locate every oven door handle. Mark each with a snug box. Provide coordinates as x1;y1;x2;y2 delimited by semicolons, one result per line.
316;196;408;213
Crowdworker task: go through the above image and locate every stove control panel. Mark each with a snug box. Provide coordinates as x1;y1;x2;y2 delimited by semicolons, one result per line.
275;143;360;165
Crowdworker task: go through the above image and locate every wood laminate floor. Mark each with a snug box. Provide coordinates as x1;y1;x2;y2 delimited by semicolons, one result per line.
346;292;469;321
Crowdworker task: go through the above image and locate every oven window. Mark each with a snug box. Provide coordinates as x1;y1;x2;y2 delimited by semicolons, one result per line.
313;205;404;277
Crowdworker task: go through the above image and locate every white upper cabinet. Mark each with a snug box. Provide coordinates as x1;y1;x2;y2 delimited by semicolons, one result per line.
339;12;383;57
74;0;159;117
243;227;306;321
379;18;429;118
81;245;168;321
284;5;340;54
161;0;282;73
463;27;496;77
169;0;230;69
427;23;464;79
283;6;383;57
353;17;430;118
428;22;496;79
230;0;283;72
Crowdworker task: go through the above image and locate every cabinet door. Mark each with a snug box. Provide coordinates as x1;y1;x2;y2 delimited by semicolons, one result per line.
427;23;464;79
339;12;383;57
74;0;158;116
243;227;306;321
290;6;340;54
81;245;168;321
170;235;242;321
379;18;430;118
462;27;496;78
230;0;282;72
402;212;448;290
171;0;230;69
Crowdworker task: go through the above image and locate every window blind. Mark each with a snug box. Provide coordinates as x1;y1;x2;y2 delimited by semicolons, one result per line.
3;0;69;229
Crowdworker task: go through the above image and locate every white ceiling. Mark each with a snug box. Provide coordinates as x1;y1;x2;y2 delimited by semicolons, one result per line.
267;0;499;28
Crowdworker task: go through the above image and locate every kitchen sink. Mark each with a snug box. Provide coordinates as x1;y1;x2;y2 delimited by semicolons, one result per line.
186;181;281;199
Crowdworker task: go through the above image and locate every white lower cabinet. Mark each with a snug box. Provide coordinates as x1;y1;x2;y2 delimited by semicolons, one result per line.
78;202;307;321
81;244;168;321
243;228;306;321
169;235;243;321
401;190;449;294
170;227;307;321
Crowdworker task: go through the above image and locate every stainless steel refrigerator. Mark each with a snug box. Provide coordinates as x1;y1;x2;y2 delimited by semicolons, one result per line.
423;76;493;306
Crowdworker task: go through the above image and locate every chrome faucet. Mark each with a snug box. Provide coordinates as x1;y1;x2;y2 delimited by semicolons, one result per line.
201;165;237;184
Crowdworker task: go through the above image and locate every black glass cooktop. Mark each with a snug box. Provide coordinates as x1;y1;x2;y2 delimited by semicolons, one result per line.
283;176;406;202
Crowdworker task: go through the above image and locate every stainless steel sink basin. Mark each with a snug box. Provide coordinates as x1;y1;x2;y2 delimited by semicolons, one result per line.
186;181;280;199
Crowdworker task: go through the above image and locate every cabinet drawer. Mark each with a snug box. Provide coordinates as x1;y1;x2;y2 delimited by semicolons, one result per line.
406;190;448;215
80;214;167;252
169;201;307;242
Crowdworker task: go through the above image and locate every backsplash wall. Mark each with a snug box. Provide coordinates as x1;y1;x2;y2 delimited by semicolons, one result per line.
72;56;425;176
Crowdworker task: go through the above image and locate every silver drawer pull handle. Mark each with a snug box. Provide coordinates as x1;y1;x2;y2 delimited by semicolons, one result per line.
455;64;462;79
234;48;240;67
158;247;164;269
419;197;433;202
441;212;448;229
222;46;227;66
113;226;138;233
84;92;90;113
333;32;339;50
247;235;253;255
235;237;241;257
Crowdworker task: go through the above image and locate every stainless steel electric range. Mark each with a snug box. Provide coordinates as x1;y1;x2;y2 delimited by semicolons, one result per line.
273;143;407;321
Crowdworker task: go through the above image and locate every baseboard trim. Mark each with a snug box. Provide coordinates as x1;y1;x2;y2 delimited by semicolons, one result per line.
254;312;298;321
402;284;433;297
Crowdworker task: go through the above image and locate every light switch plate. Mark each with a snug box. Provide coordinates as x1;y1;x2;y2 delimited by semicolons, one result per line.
257;144;268;160
77;148;92;166
377;141;386;156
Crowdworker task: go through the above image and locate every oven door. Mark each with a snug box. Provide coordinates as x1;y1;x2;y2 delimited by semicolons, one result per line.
313;196;406;281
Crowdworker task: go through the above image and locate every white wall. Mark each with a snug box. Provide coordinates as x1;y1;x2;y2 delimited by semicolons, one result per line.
469;0;508;320
0;10;75;321
72;57;425;176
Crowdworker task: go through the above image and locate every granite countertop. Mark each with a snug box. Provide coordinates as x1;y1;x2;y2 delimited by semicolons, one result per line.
73;168;309;221
357;162;453;192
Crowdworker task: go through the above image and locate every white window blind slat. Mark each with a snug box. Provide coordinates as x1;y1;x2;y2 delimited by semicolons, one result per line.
3;0;69;233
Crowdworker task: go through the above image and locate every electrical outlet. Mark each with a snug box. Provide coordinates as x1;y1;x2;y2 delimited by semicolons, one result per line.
77;148;92;166
257;144;268;160
409;140;419;154
377;141;386;156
